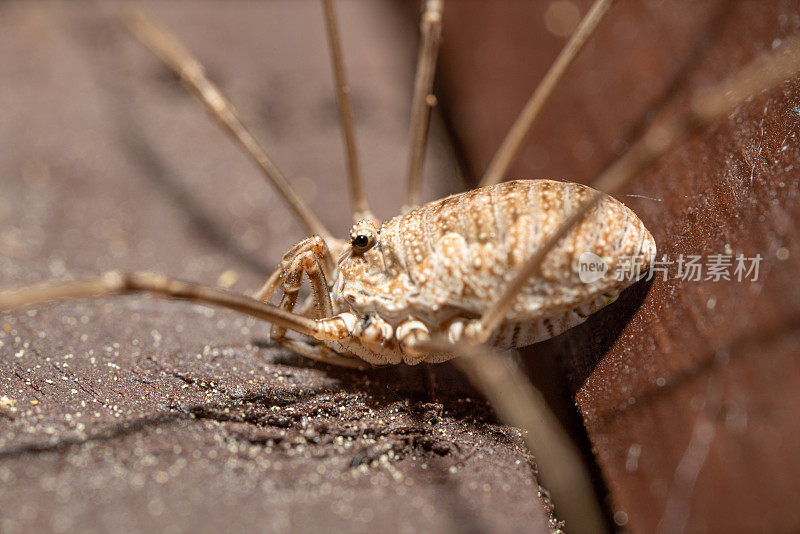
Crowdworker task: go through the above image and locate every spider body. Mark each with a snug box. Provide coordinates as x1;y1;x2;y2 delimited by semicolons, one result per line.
289;179;656;365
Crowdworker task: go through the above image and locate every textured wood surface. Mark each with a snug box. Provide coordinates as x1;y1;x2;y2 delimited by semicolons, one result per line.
437;1;800;533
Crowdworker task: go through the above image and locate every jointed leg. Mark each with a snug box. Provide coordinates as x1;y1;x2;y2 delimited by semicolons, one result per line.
247;237;359;364
271;259;305;340
395;317;432;364
266;248;362;366
252;236;336;305
124;8;331;240
413;339;607;534
480;0;619;188
321;0;373;222
403;0;444;212
252;268;283;304
275;338;366;370
352;314;399;362
0;272;354;344
260;238;337;341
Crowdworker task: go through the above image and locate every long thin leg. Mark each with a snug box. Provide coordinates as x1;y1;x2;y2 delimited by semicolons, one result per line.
276;338;365;369
301;250;335;320
272;261;305;340
417;339;607;534
321;0;372;222
252;267;283;304
0;272;354;343
480;0;618;188
475;36;800;342
124;8;331;240
403;0;444;212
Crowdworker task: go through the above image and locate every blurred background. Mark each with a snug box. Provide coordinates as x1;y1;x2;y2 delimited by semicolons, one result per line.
1;1;799;533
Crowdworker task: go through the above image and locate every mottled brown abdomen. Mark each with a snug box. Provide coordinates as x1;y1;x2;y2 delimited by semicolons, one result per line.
376;179;655;323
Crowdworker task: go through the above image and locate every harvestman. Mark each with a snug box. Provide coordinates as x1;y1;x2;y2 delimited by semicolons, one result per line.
2;2;799;532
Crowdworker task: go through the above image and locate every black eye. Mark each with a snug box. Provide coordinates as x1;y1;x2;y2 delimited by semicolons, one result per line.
352;234;370;248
